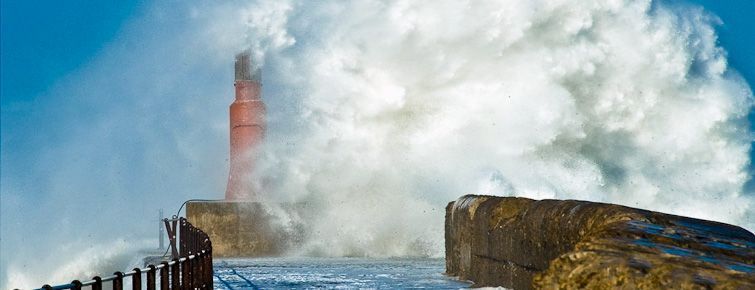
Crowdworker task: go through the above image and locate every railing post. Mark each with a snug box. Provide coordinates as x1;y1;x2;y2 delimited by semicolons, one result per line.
165;218;179;259
192;226;197;254
71;280;82;290
188;225;193;254
205;251;211;289
181;258;191;289
171;259;180;290
159;262;169;289
207;247;213;288
92;276;103;290
189;256;197;289
113;272;124;290
131;268;142;290
197;252;204;287
181;258;189;288
180;219;187;257
146;265;156;290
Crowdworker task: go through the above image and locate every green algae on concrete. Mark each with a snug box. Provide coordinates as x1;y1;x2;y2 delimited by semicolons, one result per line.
445;195;755;289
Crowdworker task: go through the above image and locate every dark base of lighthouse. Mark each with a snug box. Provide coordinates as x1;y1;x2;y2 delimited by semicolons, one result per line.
186;201;304;257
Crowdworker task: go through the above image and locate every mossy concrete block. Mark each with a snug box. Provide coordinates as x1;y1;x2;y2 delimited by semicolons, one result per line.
186;201;301;257
445;195;755;289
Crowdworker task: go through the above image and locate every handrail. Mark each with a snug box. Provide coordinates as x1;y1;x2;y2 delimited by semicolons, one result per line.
27;217;213;290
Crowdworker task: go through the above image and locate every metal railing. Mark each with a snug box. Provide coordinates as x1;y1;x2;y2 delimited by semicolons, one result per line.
29;217;213;290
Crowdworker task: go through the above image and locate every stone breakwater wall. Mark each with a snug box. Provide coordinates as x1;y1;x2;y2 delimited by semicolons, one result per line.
445;195;755;289
187;201;307;257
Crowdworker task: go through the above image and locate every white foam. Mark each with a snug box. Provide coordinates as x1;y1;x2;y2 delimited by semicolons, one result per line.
236;0;753;257
4;239;151;289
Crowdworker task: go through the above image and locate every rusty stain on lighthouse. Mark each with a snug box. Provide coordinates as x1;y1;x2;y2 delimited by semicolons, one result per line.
226;51;265;200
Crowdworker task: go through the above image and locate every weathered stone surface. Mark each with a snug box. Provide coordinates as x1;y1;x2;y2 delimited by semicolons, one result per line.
445;195;755;289
187;201;305;257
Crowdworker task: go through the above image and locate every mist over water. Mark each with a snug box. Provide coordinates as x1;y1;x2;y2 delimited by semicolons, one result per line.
245;0;754;257
1;0;753;288
4;240;151;288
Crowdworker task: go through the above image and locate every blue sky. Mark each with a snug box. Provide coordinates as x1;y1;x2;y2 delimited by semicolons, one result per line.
1;1;145;105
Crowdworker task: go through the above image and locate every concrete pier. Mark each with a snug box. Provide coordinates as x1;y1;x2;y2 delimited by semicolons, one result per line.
186;201;303;257
445;195;755;289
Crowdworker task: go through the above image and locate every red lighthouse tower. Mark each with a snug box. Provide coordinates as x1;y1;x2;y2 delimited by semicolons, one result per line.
225;51;265;200
187;51;289;257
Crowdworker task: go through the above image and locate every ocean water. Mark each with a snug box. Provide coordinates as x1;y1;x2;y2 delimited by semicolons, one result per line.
213;258;471;289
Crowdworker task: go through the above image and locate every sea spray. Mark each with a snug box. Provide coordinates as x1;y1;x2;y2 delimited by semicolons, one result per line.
5;239;151;289
237;0;754;257
1;0;752;287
